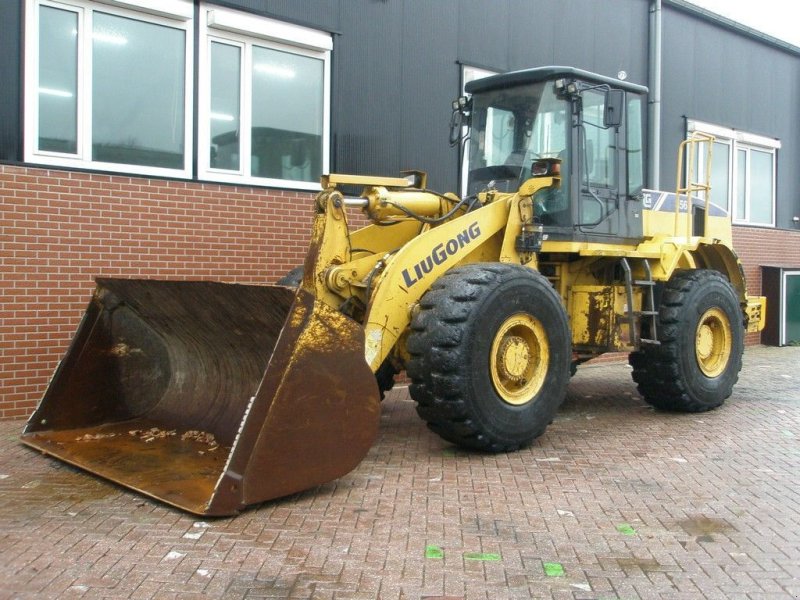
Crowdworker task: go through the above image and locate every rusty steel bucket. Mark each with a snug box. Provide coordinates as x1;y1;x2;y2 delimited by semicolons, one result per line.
21;278;381;516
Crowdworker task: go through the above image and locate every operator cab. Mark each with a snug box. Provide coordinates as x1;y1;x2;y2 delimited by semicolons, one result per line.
460;67;647;243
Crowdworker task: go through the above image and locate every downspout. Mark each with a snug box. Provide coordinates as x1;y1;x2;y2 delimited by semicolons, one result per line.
648;0;662;190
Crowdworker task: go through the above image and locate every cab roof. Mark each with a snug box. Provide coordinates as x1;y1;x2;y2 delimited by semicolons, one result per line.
465;66;648;95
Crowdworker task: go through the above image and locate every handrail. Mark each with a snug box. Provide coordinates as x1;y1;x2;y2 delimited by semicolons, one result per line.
674;132;714;241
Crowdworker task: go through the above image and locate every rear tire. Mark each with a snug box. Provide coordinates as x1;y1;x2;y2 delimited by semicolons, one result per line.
407;263;571;452
630;269;744;412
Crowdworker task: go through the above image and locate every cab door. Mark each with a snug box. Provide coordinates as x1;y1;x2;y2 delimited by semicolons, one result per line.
576;89;624;237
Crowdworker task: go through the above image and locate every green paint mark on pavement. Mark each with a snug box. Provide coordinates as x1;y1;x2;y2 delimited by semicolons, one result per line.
616;523;637;535
425;545;444;559
543;562;565;577
463;552;501;561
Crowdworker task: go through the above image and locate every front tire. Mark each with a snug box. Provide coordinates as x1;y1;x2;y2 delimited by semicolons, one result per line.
406;263;571;452
630;270;744;412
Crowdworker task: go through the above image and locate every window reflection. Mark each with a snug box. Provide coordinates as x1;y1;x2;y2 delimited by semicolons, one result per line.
250;46;323;182
38;6;78;154
710;142;730;211
582;90;616;188
627;96;644;195
750;150;774;225
736;149;747;220
210;42;241;171
92;12;185;169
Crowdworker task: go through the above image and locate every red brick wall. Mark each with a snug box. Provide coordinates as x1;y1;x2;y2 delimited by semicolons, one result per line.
2;164;798;419
733;225;800;345
1;164;315;419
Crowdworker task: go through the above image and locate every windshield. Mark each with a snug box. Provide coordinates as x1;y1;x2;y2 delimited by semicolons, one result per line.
467;81;569;196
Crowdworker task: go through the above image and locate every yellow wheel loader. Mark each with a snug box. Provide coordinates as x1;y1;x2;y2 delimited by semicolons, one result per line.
22;67;766;515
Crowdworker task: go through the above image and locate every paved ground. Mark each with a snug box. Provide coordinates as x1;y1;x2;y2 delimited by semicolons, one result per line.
1;345;798;600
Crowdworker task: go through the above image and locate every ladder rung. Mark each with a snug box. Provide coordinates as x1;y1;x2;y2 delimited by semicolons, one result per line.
633;279;655;286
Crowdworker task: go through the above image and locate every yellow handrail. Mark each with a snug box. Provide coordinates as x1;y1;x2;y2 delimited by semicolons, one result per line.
674;132;714;241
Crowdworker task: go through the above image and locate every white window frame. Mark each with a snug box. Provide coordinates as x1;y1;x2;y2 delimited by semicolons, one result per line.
733;143;777;226
198;6;332;191
688;119;779;227
24;0;194;178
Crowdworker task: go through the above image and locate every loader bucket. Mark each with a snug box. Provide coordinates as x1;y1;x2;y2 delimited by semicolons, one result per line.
22;278;381;516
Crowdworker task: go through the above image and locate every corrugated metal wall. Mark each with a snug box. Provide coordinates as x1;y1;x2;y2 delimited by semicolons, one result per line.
0;2;21;162
327;0;650;191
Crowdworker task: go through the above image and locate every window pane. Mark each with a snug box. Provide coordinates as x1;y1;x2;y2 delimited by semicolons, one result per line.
92;12;185;169
38;6;78;154
749;150;774;225
710;141;729;211
210;42;241;171
626;96;644;194
735;149;746;220
692;141;705;191
485;107;515;166
465;82;559;195
583;90;615;188
251;46;323;182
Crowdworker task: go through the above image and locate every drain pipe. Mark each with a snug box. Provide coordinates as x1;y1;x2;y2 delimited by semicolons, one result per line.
648;0;662;190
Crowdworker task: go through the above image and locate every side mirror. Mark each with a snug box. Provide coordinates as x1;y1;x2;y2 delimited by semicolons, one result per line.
603;89;624;128
449;96;471;146
449;110;464;146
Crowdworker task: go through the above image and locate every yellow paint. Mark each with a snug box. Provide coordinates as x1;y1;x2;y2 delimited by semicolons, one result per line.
695;307;732;377
302;158;764;375
362;199;510;370
745;296;767;333
489;313;549;405
322;173;412;188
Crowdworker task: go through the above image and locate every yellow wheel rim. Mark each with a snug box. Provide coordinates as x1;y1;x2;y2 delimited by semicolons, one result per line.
489;313;549;405
695;307;732;378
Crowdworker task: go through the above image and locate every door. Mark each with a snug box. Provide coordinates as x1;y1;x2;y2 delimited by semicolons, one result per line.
577;89;621;236
783;271;800;345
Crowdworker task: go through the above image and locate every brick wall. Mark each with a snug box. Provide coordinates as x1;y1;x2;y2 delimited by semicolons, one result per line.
733;225;800;345
2;164;799;419
1;164;316;419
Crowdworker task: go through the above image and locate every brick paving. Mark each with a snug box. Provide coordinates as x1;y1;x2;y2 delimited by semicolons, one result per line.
1;345;798;599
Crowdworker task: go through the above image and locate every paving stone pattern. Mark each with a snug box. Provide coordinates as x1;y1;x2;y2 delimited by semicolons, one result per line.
1;346;798;599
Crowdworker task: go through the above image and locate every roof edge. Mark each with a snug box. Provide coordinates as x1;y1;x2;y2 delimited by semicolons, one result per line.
665;0;800;56
465;66;648;95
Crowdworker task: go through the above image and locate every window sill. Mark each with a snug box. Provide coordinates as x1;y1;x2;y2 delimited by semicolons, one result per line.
732;221;776;229
199;170;322;192
24;154;191;181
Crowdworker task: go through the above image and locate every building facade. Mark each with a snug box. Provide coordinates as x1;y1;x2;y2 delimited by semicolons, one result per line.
2;0;799;418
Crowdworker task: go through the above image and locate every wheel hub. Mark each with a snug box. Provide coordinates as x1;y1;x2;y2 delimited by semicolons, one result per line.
497;336;530;382
490;313;549;406
695;307;732;378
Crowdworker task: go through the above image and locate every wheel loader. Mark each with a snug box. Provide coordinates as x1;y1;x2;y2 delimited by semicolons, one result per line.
22;66;766;515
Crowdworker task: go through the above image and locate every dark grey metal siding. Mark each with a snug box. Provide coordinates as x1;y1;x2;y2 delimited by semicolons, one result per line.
660;5;800;229
208;0;340;31
331;0;405;181
322;0;650;191
0;1;22;162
